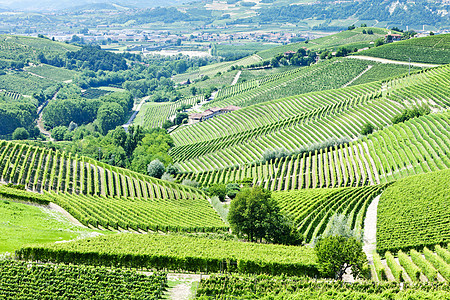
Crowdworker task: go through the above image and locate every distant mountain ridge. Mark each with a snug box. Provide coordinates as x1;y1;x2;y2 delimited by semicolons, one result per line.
0;0;198;11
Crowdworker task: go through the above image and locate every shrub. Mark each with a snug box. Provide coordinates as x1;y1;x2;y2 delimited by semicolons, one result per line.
361;123;375;136
182;179;199;188
147;159;165;179
12;127;29;140
209;184;227;202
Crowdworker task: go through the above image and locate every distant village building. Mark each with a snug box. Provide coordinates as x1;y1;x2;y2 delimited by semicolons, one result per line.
385;34;403;43
188;106;241;124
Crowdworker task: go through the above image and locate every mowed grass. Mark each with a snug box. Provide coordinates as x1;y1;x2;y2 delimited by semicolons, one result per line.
0;198;103;253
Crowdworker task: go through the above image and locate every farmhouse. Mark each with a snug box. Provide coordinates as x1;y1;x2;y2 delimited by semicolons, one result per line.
385;33;403;42
188;105;241;124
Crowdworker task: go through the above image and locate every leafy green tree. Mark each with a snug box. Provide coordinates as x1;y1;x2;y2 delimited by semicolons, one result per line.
130;129;173;173
174;113;188;125
209;184;227;202
314;235;366;280
97;103;124;135
51;126;68;141
162;120;174;129
12;127;29;140
147;159;165;179
374;39;384;47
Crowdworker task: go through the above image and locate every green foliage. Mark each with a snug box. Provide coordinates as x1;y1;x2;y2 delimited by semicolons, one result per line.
97;102;125;135
410;249;437;282
377;169;450;254
314;235;366;280
17;233;318;276
196;273;450;298
398;250;420;282
147;159;165;179
209;183;227;202
0;184;51;205
360;123;375;135
228;187;302;245
12;127;29;140
392;105;430;124
0;261;167;299
51;126;68;141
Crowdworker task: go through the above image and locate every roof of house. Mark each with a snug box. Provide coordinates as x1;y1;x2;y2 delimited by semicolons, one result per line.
189;113;204;120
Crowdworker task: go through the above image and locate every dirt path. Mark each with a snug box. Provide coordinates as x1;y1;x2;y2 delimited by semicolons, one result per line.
342;65;373;88
348;56;440;68
166;273;207;300
231;70;242;86
47;202;86;227
363;194;381;264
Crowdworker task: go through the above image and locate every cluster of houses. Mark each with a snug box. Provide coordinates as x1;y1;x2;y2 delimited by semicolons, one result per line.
188;106;241;124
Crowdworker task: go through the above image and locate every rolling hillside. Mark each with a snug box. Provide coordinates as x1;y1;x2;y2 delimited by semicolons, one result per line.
170;64;450;174
0;141;227;232
354;33;450;64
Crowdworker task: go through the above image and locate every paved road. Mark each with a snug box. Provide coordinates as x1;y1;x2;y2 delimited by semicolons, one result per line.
36;91;58;141
123;96;150;131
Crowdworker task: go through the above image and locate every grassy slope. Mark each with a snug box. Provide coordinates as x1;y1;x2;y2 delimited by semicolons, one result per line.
257;27;391;60
0;198;101;253
377;168;450;254
354;33;450;64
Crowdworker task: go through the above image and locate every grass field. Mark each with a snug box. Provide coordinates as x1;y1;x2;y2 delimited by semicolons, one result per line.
0;199;102;253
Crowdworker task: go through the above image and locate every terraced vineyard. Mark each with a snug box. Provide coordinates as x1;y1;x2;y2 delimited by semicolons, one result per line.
377;169;450;254
0;260;167;299
170;65;450;175
0;71;56;95
177;112;450;191
196;274;450;298
17;233;318;277
372;245;450;283
136;95;203;129
51;192;227;232
355;33;450;64
0;141;226;232
0;34;79;63
27;64;78;82
203;58;376;109
273;185;387;242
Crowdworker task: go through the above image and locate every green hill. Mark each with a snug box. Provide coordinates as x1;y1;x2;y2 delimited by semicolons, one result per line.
0;141;226;232
354;33;450;64
257;27;392;60
170;65;450;173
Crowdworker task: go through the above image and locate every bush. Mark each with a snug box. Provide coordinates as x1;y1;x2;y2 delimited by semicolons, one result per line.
360;123;375;136
226;183;240;199
392;106;430;124
12;127;29;140
209;184;227;201
161;173;175;182
51;126;68;141
147;159;165;179
182;179;199;188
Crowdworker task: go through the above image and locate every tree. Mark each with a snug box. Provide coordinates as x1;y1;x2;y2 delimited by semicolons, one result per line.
51;126;68;141
174;113;188;125
374;39;384;47
360;123;375;135
190;86;198;96
429;31;434;36
12;127;29;140
314;235;366;280
97;102;125;135
209;184;227;202
227;187;301;245
147;159;165;179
